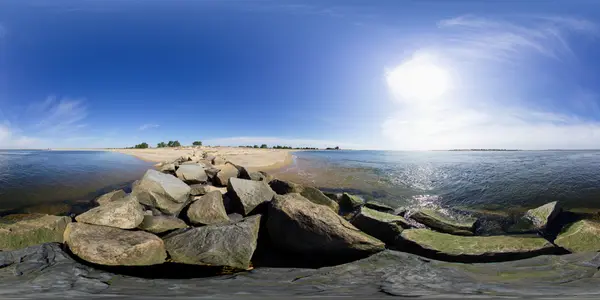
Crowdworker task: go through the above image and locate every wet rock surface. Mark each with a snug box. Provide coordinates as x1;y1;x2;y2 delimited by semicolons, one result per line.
0;214;71;251
409;209;477;236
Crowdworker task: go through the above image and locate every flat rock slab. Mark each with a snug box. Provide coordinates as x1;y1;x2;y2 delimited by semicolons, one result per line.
227;177;275;215
213;163;238;186
554;220;600;253
138;215;187;234
187;191;230;225
410;209;476;235
364;201;395;214
175;164;208;184
525;201;561;230
64;223;166;266
351;207;409;246
133;169;191;215
95;189;127;205
0;214;71;251
75;196;144;229
400;228;559;262
268;193;384;261
163;215;261;269
3;243;600;298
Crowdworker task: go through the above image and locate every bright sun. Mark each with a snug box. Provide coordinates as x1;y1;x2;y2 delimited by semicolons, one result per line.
386;56;450;102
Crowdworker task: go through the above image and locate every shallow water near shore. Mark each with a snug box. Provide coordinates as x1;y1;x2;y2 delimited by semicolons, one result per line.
274;150;600;215
0;150;152;215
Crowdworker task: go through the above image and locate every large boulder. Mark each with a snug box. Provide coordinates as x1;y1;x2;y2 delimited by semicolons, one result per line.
163;215;261;269
227;177;275;215
63;223;166;266
554;220;600;253
75;196;144;229
0;214;71;251
159;163;176;173
239;167;272;182
409;209;476;236
214;164;239;187
400;229;558;262
212;156;226;165
351;207;410;246
299;186;339;212
132;169;191;215
524;201;561;230
138;215;187;234
175;164;208;184
95;189;127;206
267;193;385;260
364;201;395;214
339;193;364;212
269;179;303;194
187;191;230;225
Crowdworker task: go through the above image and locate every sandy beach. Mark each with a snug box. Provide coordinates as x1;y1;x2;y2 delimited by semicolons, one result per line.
110;147;295;171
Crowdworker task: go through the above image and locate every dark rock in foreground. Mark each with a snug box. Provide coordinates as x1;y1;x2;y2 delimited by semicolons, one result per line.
409;209;476;235
267;193;384;261
163;215;261;269
339;192;363;212
400;228;561;262
2;243;600;298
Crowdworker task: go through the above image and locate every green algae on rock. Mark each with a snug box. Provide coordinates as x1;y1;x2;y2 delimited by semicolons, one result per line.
400;228;559;262
525;201;561;230
0;214;71;251
554;220;600;253
351;207;410;246
409;209;476;236
339;193;364;212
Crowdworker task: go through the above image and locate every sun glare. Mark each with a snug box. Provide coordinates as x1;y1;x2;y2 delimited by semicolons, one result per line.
386;56;450;102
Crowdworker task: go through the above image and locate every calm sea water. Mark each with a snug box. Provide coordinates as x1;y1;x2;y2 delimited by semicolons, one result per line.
274;150;600;213
0;150;152;215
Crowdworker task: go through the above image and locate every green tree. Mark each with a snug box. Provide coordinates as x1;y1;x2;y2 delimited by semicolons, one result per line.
172;140;181;147
167;141;174;147
157;142;167;148
192;141;202;146
253;145;259;148
260;144;268;149
134;142;149;149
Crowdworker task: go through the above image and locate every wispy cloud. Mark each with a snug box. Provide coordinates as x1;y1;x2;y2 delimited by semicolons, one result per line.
139;123;159;131
31;96;88;135
436;15;598;63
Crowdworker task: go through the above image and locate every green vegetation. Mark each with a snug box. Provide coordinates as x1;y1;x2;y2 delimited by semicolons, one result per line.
132;142;149;149
260;144;268;148
192;141;202;146
326;146;340;150
157;142;167;148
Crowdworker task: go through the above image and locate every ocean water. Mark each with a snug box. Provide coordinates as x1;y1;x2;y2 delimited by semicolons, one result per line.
0;150;152;215
274;150;600;214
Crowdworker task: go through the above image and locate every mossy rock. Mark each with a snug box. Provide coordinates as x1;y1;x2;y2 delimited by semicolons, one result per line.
0;214;71;251
339;193;363;212
525;201;561;230
351;207;410;246
554;220;600;253
410;209;476;236
299;186;339;213
364;201;395;214
400;229;559;262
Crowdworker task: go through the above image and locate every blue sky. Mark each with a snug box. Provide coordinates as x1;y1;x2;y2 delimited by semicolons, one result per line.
1;0;600;149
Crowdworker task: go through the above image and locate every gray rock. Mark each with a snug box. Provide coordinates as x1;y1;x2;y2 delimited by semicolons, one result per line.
239;167;271;181
339;193;364;212
227;213;244;223
409;209;476;236
64;222;166;266
212;156;226;165
75;196;144;229
300;186;339;212
205;166;220;180
214;163;239;186
187;191;230;225
163;215;261;269
159;163;176;173
95;189;127;205
189;184;227;196
399;228;559;262
554;219;600;252
0;214;71;251
175;164;208;184
132;169;191;215
227;177;276;215
351;207;410;246
525;201;561;230
269;179;303;194
364;201;395;214
268;193;385;260
324;192;342;202
138;215;187;234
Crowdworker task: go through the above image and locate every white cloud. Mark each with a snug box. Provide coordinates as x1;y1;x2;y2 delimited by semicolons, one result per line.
139;124;159;131
0;124;41;149
32;96;88;135
436;15;598;62
202;136;364;149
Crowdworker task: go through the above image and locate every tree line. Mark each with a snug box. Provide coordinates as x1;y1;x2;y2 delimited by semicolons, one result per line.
128;140;202;149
